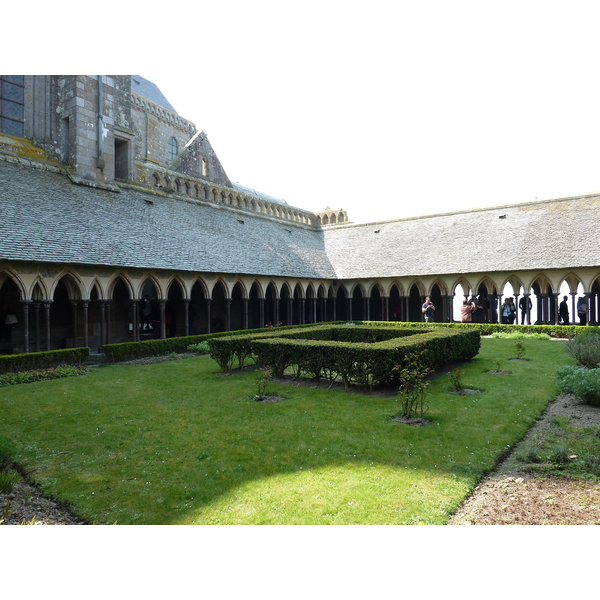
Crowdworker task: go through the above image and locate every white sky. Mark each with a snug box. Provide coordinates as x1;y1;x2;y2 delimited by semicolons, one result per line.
10;1;600;225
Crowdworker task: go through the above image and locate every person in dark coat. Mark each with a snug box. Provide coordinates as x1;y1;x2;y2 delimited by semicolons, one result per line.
558;296;570;326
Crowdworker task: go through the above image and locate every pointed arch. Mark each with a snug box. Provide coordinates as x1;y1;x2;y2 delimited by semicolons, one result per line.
0;267;26;300
29;277;50;301
51;270;83;301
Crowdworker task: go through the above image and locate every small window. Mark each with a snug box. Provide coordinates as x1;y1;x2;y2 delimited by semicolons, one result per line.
168;136;178;163
201;157;208;177
0;75;25;137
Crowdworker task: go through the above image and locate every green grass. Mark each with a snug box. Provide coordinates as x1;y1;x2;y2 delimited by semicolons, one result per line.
0;338;572;524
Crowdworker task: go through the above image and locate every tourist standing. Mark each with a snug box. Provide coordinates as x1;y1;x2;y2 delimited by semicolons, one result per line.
558;296;570;325
422;296;435;322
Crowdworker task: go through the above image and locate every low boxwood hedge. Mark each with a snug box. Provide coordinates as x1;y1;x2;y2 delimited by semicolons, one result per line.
353;320;583;339
101;323;325;363
0;347;90;374
208;324;481;388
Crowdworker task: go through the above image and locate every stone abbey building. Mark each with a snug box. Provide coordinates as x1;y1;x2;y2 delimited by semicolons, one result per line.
1;75;599;354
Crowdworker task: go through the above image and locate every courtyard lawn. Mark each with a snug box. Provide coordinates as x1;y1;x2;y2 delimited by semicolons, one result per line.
0;337;572;524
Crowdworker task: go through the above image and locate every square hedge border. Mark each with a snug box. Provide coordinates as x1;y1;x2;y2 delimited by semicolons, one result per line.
208;323;481;388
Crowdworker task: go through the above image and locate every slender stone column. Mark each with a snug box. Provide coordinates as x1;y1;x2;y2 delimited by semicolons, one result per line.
105;301;112;344
33;301;41;352
159;300;166;338
363;297;370;321
243;298;249;330
183;299;190;336
43;301;52;351
258;298;265;328
100;300;107;346
131;300;139;342
552;293;560;325
71;300;78;346
82;300;89;348
347;298;352;321
523;293;531;325
206;299;212;334
274;297;280;326
382;296;389;322
20;300;31;354
225;298;231;331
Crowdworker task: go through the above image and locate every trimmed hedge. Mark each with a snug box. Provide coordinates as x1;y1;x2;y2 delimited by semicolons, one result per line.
101;323;326;363
352;320;585;339
0;347;90;374
209;324;481;387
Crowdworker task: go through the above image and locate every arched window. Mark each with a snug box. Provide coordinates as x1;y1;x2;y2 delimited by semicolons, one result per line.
168;137;178;163
201;157;208;177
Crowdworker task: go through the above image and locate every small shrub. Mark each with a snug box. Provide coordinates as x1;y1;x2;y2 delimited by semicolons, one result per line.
557;365;600;406
514;340;526;359
549;445;571;465
187;341;210;354
565;327;600;369
255;365;272;399
449;368;463;391
394;348;431;419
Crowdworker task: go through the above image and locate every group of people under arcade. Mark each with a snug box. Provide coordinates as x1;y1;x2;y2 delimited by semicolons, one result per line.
459;294;590;326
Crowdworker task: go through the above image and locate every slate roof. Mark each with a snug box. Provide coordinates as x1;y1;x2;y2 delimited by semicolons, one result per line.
0;159;335;280
2;157;599;282
131;76;177;113
324;197;600;279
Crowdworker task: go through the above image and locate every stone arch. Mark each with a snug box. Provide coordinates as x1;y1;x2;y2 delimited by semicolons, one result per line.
0;273;23;352
189;278;209;335
389;283;404;321
293;282;304;325
280;282;292;326
367;282;383;321
304;283;317;324
335;285;349;321
29;277;50;301
264;281;278;327
408;281;425;322
211;279;228;332
248;280;263;329
230;281;246;331
166;278;185;337
0;268;26;301
110;276;133;343
51;270;83;301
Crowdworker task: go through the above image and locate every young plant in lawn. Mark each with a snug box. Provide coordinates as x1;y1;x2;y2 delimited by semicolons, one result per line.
255;365;273;400
514;340;526;359
449;368;464;392
394;348;432;419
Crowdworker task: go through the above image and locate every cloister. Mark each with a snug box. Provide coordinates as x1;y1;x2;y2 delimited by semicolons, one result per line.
1;265;598;354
